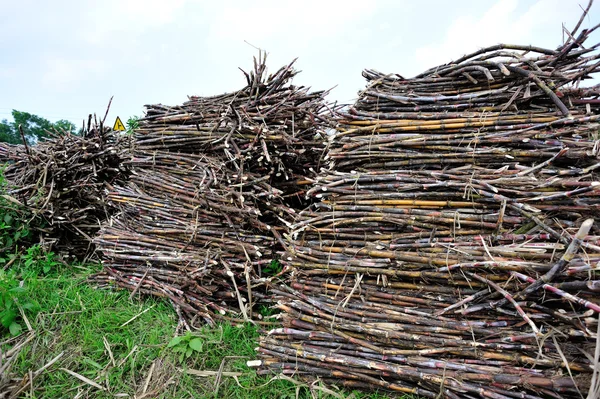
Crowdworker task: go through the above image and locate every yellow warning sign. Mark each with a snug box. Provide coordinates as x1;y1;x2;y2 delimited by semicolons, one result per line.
113;116;125;131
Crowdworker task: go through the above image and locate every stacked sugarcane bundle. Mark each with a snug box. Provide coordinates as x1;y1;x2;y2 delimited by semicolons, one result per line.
137;52;330;204
92;55;330;325
0;119;131;258
92;151;281;325
252;5;600;398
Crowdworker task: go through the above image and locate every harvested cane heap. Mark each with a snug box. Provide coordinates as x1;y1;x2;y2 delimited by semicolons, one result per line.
93;55;330;325
252;20;600;399
0;119;131;258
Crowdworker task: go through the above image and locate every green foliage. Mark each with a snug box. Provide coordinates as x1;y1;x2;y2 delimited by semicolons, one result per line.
168;331;205;363
20;245;60;275
12;110;54;143
0;270;37;336
0;258;402;398
52;119;77;134
126;115;140;135
5;264;181;396
0;118;18;144
0;168;33;261
263;258;283;276
0;110;77;144
0;208;31;254
257;304;279;318
0;167;55;336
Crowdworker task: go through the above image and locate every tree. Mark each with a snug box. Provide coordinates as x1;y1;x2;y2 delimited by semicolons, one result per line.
0;110;77;144
0;119;19;144
11;110;54;142
53;119;77;134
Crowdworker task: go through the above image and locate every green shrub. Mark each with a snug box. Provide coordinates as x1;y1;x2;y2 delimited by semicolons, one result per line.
126;115;140;135
0;167;48;336
263;259;282;276
0;270;37;336
0;167;34;266
167;331;206;363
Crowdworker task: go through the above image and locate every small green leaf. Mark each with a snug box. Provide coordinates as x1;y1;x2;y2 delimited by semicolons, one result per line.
9;321;22;336
188;338;203;352
0;310;16;328
4;299;14;310
179;352;184;363
4;214;13;226
9;286;25;294
167;336;184;348
185;347;193;358
83;358;104;369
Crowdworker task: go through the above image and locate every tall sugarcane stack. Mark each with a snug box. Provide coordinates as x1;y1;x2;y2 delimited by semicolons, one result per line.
137;52;330;204
252;9;600;399
92;54;331;325
0;118;131;258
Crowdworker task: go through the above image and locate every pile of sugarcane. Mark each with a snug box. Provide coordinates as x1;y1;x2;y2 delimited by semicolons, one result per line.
137;52;331;203
0;118;131;258
92;55;330;325
252;6;600;398
92;151;282;325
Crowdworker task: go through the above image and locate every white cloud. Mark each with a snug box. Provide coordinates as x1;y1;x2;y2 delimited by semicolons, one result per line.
413;0;581;74
208;0;373;45
81;0;187;45
42;58;109;92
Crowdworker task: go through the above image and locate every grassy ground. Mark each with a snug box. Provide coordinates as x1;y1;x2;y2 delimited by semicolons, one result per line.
1;259;398;399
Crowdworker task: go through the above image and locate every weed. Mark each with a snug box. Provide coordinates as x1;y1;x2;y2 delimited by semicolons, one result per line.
0;168;34;262
256;304;279;318
0;270;37;336
19;245;60;275
1;263;301;398
0;212;31;250
168;331;205;363
263;258;282;276
0;260;404;398
6;263;178;397
126;116;140;135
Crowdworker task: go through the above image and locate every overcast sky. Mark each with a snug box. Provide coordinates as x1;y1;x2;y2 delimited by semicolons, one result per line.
0;0;598;127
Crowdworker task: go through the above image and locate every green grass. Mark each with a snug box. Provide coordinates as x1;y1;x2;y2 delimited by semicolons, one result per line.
1;261;398;398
